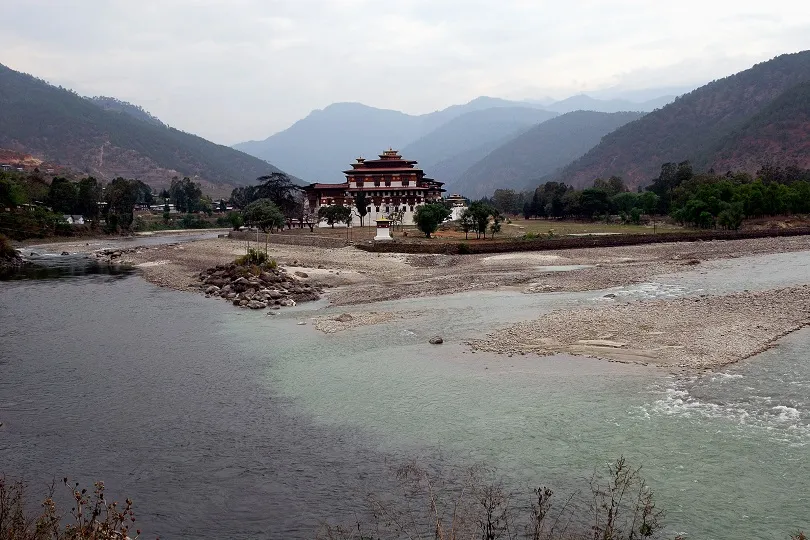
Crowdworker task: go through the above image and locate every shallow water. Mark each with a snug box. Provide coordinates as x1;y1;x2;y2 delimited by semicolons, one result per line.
1;249;808;539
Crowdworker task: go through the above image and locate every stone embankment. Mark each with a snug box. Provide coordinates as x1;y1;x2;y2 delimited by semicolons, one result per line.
197;263;323;310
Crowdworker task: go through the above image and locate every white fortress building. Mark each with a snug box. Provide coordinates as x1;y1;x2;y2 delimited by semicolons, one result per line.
303;149;446;226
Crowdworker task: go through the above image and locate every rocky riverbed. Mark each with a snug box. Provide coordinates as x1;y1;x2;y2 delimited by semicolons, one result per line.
467;285;810;371
85;232;810;373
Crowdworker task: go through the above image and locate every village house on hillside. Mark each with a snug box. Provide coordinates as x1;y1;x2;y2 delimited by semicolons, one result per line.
303;149;445;226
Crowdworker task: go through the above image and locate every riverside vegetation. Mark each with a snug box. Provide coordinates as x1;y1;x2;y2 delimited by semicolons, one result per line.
0;476;143;540
5;460;805;540
481;162;810;232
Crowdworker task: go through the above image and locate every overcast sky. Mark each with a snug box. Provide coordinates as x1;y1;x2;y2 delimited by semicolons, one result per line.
2;0;808;145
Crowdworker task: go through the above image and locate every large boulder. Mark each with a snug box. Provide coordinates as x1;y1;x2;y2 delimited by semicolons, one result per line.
429;336;444;345
247;300;268;310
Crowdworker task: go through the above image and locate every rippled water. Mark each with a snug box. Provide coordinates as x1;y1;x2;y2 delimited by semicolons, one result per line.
1;245;808;539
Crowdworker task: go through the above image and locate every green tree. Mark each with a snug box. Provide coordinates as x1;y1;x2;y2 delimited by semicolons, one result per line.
489;211;503;239
256;172;302;219
467;201;495;239
492;189;518;215
593;176;627;196
230;185;259;209
318;205;351;228
76;177;102;223
413;202;451;238
226;211;244;230
169;177;203;213
0;175;27;208
354;191;369;227
243;198;285;235
47;177;78;214
199;195;214;216
580;188;610;219
611;192;640;214
717;203;744;230
105;177;140;231
459;208;475;239
639;191;660;215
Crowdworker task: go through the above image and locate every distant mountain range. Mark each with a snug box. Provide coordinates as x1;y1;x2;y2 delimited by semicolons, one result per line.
233;94;675;184
542;94;674;114
0;63;288;195
557;50;810;188
401;107;559;182
5;50;806;200
447;111;645;198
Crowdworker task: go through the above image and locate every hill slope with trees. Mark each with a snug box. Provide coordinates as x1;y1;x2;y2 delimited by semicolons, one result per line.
708;81;810;173
0;63;287;194
556;51;810;188
449;111;644;198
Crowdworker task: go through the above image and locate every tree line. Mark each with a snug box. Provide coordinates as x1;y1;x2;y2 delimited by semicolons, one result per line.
0;170;220;238
483;162;810;230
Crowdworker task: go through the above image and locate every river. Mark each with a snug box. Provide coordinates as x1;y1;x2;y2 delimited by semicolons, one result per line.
0;241;808;539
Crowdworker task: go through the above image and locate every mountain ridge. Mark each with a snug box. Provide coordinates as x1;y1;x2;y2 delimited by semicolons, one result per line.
0;63;289;195
446;111;645;198
556;51;810;187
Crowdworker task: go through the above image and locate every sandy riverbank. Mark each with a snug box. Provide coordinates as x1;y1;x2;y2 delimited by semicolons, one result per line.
109;234;810;372
467;286;810;371
117;234;810;300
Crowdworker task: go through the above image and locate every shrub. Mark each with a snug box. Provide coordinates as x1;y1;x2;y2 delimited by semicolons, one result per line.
178;213;212;229
234;248;276;268
321;456;668;540
521;232;541;240
0;233;18;260
0;475;143;539
132;216;148;232
457;242;471;254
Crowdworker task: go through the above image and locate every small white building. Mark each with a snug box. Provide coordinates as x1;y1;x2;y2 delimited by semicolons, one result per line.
62;215;85;225
446;193;468;221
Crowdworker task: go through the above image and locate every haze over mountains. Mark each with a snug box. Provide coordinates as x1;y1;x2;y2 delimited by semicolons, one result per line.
2;50;808;200
448;111;645;198
232;94;675;184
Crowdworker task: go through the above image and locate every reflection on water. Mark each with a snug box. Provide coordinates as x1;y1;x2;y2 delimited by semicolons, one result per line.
0;254;134;281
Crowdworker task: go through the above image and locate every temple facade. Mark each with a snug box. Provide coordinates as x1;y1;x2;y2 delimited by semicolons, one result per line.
304;149;445;226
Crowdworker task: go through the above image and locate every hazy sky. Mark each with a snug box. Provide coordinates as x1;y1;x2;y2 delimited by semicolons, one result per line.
2;0;808;144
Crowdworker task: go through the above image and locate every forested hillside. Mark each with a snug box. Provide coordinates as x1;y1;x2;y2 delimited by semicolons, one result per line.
0;64;287;194
557;51;810;188
449;111;643;198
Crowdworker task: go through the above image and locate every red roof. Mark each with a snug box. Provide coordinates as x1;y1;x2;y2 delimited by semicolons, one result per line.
344;168;425;175
308;182;348;190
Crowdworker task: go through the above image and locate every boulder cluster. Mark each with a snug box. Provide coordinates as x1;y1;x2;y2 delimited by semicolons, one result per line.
94;247;150;260
198;263;322;310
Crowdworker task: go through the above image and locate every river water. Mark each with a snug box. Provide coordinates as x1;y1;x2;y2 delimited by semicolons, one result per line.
0;242;808;539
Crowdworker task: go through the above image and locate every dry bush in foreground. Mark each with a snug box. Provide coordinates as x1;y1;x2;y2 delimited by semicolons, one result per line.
319;456;807;540
318;457;667;540
0;476;143;540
